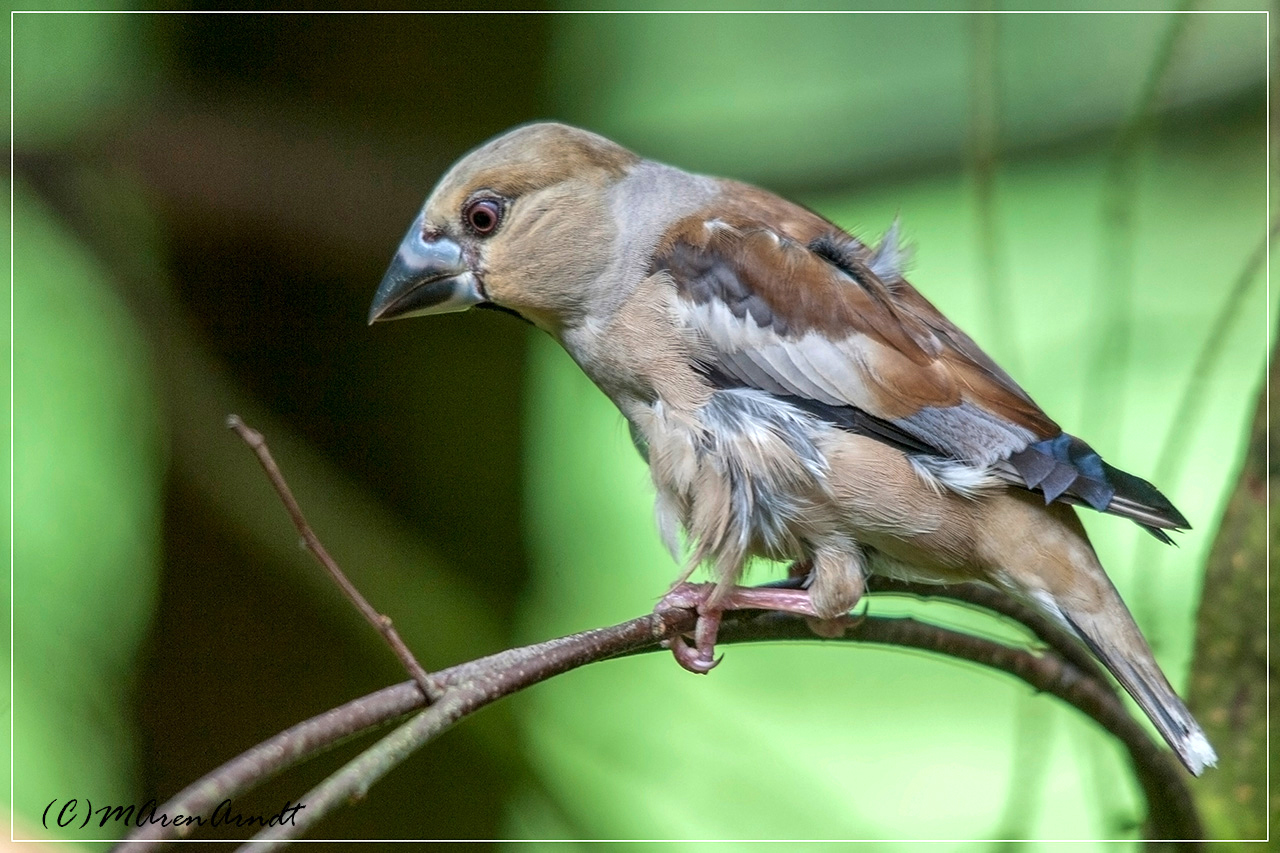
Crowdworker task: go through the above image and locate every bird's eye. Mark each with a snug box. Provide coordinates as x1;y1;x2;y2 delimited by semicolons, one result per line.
465;198;503;235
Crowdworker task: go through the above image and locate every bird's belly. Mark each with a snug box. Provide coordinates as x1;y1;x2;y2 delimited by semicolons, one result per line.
818;431;982;573
635;389;986;584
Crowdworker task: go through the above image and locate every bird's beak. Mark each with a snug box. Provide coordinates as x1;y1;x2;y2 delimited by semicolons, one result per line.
368;217;482;324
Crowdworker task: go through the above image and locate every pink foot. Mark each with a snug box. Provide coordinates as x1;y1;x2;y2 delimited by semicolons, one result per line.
656;583;721;673
656;581;831;674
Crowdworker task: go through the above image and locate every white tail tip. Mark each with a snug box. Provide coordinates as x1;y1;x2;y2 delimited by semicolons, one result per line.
1181;728;1218;776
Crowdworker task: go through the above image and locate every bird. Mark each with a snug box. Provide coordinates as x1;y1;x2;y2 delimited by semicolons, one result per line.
367;121;1216;775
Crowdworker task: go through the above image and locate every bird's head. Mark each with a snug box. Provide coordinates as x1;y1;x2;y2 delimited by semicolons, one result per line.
368;122;640;335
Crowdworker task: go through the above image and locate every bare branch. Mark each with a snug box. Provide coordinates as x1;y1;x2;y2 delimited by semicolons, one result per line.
114;420;1200;849
718;611;1200;841
225;414;435;700
865;575;1114;690
120;684;423;847
119;608;1199;848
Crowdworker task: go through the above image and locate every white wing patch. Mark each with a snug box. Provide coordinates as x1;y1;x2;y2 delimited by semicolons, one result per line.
671;287;1036;470
673;296;884;411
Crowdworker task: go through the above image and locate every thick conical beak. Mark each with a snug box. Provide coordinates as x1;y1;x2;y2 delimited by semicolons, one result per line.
368;217;482;323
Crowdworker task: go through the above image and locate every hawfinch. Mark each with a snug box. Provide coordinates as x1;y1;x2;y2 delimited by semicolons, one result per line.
368;123;1216;775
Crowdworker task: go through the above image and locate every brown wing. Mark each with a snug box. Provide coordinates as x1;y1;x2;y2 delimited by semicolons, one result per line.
651;187;1187;535
652;189;1058;465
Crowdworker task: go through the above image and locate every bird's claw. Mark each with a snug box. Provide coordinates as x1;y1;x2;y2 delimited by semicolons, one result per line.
668;634;722;674
657;579;846;672
658;582;726;674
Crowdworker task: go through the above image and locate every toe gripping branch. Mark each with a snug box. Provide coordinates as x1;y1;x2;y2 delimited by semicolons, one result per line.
656;578;842;674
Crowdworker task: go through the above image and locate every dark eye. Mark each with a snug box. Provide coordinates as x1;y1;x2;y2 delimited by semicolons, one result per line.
465;198;503;235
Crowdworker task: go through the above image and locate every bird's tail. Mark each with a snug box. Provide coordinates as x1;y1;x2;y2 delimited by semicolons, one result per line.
1052;588;1217;776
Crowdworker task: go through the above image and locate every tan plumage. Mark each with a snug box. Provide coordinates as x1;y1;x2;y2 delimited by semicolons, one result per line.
368;122;1215;775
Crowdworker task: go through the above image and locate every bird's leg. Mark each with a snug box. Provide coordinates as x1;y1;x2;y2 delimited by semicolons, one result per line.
657;575;830;675
803;546;870;638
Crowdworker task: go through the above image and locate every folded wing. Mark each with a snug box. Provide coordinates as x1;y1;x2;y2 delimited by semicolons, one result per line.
650;195;1187;538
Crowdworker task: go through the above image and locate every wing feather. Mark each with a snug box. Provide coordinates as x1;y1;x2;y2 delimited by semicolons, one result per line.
653;204;1187;536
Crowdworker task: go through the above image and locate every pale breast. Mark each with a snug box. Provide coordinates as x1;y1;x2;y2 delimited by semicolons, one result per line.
631;386;843;579
632;386;990;586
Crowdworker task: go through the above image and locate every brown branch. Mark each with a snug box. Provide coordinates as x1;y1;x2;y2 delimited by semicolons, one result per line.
864;575;1115;691
720;612;1200;842
119;683;423;846
118;608;1199;849
225;414;435;701
115;420;1201;849
115;611;691;851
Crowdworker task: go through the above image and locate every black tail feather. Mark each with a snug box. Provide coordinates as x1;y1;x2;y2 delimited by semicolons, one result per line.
1008;434;1188;539
1100;459;1190;529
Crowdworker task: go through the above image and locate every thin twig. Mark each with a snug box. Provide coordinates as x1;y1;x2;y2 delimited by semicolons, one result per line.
116;610;692;852
120;683;425;845
865;575;1114;690
112;422;1201;848
225;414;436;701
237;611;693;850
117;606;1199;849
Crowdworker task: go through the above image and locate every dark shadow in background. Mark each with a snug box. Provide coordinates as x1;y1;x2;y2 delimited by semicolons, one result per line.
124;11;553;839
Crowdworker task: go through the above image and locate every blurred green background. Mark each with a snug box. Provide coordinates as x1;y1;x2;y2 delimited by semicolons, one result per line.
6;2;1270;846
